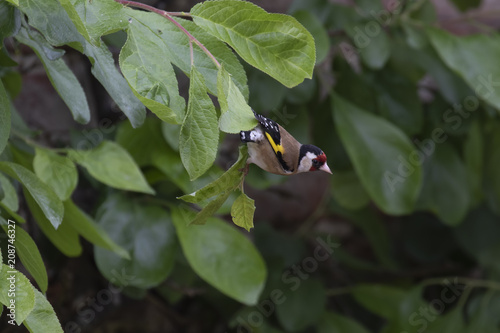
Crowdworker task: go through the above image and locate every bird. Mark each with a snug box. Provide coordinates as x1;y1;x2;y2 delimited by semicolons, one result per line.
240;111;332;176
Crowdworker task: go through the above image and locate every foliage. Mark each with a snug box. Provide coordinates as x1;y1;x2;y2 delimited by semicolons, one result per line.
0;0;500;331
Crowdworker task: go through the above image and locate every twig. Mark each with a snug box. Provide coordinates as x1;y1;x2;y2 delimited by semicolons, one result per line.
420;277;500;291
115;0;221;69
10;129;68;153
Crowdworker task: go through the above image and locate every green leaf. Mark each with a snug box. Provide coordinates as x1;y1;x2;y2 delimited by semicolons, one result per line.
14;27;90;124
123;9;249;100
1;70;22;99
408;0;437;24
180;67;219;180
18;0;85;49
189;190;232;225
63;200;129;259
191;0;315;88
85;42;146;128
115;117;190;192
59;0;128;45
119;12;186;124
0;162;64;228
324;2;362;30
0;1;20;40
94;194;177;289
451;0;481;11
331;170;370;210
318;311;370;333
179;145;247;203
247;67;286;113
468;292;500;332
18;0;145;127
0;220;48;293
0;169;21;213
485;128;500;215
0;202;25;223
374;70;423;135
5;0;19;6
24;190;82;257
425;307;465;333
410;45;472;105
427;94;473;137
416;143;469;226
57;0;92;44
347;24;390;69
362;30;391;70
464;121;483;207
352;284;407;319
289;0;337;23
353;0;384;12
9;144;34;171
454;206;500;274
33;148;78;201
231;191;255;231
333;94;422;215
0;80;10;156
381;285;429;332
427;28;500;112
217;65;257;133
286;77;317;105
172;208;266;305
68;140;155;195
24;288;63;333
20;0;146;127
293;10;330;64
403;23;428;50
9;105;30;137
0;265;35;325
276;278;326;332
334;59;378;112
161;121;180;151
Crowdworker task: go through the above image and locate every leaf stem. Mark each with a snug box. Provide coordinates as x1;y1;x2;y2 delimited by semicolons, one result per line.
189;40;194;68
115;0;221;68
420;277;500;291
166;11;192;18
325;278;500;299
10;129;68;153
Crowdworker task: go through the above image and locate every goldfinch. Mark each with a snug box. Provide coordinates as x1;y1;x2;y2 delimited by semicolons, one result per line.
240;111;332;176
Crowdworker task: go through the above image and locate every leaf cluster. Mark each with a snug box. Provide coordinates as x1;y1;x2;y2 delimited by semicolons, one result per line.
1;0;500;331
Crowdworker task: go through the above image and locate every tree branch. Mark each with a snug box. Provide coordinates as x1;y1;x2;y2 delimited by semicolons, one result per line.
115;0;221;69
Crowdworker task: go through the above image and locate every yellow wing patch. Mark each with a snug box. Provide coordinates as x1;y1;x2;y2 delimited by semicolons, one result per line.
265;132;285;155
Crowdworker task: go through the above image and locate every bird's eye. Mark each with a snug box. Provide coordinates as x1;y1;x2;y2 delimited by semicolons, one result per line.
312;159;320;167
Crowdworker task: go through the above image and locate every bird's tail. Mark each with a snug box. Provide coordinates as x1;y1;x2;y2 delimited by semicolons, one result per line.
240;130;253;142
241;109;260;142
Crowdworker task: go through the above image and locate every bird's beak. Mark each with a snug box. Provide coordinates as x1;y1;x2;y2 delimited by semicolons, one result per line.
319;162;332;174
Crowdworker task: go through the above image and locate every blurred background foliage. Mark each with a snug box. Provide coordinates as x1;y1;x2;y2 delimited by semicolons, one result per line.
1;0;500;332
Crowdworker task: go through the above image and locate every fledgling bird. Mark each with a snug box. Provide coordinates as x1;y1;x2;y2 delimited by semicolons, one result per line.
240;111;332;176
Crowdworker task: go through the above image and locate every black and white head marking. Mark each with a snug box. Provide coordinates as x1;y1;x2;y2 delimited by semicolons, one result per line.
298;144;328;173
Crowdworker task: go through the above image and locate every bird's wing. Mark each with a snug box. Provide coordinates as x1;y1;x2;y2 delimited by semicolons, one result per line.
254;113;294;173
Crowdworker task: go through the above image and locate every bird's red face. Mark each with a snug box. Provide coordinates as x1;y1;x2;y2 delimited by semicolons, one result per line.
310;152;332;174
